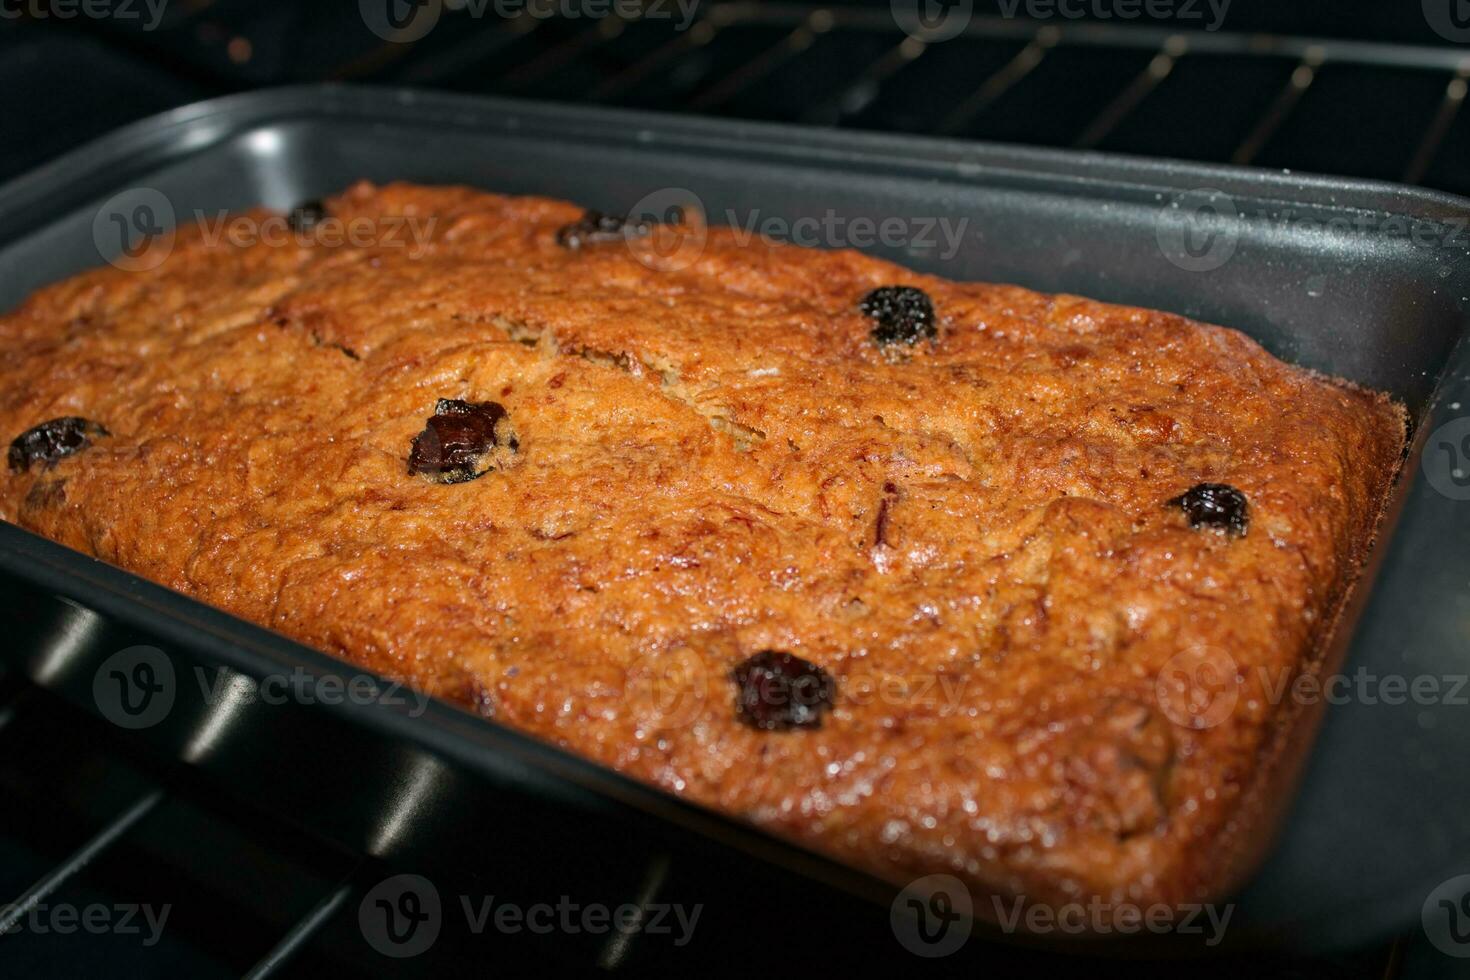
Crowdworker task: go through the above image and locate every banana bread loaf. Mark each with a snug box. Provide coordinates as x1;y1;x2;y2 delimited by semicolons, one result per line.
0;182;1404;912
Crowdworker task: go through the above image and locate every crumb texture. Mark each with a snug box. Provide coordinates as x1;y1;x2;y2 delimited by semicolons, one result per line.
0;182;1404;908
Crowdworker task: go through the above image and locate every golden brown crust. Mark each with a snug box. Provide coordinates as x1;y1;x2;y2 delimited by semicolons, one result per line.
0;182;1404;910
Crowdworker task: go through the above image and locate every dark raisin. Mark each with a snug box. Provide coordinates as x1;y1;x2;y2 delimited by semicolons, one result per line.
860;285;937;347
287;200;329;232
1168;482;1249;537
731;650;836;731
408;399;516;484
555;210;653;250
8;417;109;473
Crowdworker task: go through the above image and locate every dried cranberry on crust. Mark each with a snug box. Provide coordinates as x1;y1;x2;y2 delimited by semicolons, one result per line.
8;417;109;473
860;285;937;347
408;399;517;484
731;650;836;731
1168;482;1249;537
555;210;653;250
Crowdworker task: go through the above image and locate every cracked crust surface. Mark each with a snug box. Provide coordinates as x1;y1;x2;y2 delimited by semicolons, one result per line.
0;182;1404;910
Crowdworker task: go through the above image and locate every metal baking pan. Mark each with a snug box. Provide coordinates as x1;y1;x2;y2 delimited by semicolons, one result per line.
0;84;1467;958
